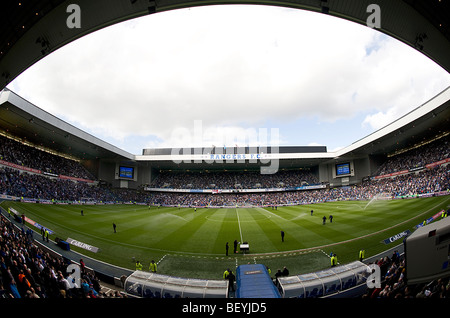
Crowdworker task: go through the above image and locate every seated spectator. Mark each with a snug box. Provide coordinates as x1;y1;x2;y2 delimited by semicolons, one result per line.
0;213;123;298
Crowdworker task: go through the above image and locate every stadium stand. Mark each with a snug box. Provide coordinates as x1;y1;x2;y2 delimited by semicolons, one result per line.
374;134;449;176
150;169;320;190
0;212;127;298
0;133;449;206
361;253;449;299
0;131;449;298
143;162;449;207
0;134;95;181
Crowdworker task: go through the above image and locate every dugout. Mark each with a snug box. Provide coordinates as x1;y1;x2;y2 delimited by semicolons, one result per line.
278;261;369;298
235;264;281;298
124;270;228;298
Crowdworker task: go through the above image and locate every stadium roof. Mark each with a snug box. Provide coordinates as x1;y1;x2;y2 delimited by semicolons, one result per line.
2;83;447;167
1;0;449;90
0;0;449;163
0;88;134;161
333;86;450;158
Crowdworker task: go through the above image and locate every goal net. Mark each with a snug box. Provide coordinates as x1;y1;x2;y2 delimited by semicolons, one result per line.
373;192;392;201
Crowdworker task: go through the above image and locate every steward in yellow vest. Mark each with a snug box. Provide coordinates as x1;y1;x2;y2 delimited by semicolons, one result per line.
149;260;157;272
359;249;365;262
331;254;338;267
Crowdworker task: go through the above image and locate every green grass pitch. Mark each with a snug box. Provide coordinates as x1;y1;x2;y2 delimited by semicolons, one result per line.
2;195;449;279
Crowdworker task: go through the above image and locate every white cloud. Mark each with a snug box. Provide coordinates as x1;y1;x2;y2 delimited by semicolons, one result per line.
7;5;450;153
149;121;284;149
329;146;345;153
361;109;396;131
307;142;325;147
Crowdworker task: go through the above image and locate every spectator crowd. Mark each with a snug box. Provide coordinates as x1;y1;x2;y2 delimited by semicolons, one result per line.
375;134;449;176
362;251;449;299
146;164;449;207
0;134;449;206
151;169;319;190
0;135;95;180
0;213;125;298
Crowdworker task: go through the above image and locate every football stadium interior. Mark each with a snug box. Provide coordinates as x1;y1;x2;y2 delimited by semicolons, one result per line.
0;0;450;301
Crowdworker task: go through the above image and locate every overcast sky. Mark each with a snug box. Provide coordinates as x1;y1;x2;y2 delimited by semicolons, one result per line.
7;5;450;155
